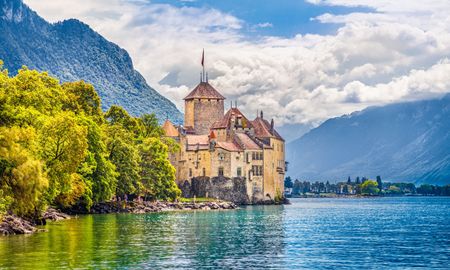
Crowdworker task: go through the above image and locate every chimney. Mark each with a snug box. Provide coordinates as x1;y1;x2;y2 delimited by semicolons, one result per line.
270;118;274;132
260;110;263;119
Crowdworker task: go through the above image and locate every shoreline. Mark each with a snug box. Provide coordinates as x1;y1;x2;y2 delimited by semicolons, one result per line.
0;200;239;236
286;193;448;198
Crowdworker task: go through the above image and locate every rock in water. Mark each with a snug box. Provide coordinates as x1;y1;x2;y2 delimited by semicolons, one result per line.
43;208;70;221
0;215;37;235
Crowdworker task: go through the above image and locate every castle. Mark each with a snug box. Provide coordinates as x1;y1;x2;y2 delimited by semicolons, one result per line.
162;65;286;204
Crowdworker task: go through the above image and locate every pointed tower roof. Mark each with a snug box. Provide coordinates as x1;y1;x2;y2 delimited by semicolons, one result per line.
251;117;284;141
183;82;225;100
162;120;179;137
211;107;254;129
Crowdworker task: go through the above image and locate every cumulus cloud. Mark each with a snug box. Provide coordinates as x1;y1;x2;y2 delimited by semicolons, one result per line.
23;0;450;127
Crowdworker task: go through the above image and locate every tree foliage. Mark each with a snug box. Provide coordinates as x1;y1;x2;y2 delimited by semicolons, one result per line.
0;127;48;218
139;138;180;201
0;64;180;218
361;180;380;195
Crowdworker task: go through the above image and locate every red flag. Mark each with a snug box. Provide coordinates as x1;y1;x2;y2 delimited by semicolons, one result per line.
201;49;204;67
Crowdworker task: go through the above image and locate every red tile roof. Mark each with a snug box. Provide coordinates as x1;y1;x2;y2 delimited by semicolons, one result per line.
216;141;242;152
211;107;254;129
251;117;284;141
186;135;210;151
235;133;261;150
183;82;225;100
186;135;209;145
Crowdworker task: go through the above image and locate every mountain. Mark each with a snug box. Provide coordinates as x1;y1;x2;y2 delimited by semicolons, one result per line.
0;0;183;123
287;94;450;185
277;123;313;143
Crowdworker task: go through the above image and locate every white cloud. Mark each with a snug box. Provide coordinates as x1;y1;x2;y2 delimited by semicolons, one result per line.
23;0;450;127
255;22;273;28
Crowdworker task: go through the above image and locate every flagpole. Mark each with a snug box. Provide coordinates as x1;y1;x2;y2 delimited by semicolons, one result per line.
202;49;205;82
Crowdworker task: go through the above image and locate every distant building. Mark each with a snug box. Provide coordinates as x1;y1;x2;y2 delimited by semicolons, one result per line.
162;62;285;203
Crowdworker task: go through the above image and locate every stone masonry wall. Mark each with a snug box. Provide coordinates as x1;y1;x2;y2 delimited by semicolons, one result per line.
193;99;224;134
180;176;250;204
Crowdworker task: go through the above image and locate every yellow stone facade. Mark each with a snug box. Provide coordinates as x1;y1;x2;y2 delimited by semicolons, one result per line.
163;79;285;203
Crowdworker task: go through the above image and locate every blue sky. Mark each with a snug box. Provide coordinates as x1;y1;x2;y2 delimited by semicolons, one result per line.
151;0;371;37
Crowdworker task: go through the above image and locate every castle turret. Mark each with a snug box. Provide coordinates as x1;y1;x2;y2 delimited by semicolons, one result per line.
184;81;225;134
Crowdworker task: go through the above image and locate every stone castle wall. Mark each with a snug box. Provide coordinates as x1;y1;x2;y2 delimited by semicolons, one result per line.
192;99;224;134
179;176;251;204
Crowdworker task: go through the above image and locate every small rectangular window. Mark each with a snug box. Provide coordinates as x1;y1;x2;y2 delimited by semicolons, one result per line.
237;167;242;177
218;167;224;176
189;168;192;177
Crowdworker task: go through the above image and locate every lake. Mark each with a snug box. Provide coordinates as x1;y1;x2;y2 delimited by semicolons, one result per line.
0;197;449;269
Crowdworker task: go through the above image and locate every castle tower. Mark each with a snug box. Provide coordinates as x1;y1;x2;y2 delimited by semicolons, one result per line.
184;81;225;134
183;51;225;134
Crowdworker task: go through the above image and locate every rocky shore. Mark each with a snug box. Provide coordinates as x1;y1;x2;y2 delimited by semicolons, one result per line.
1;201;237;235
0;208;70;235
70;200;238;215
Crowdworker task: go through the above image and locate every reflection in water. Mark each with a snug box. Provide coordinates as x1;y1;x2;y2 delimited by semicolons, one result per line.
1;198;449;269
0;205;285;269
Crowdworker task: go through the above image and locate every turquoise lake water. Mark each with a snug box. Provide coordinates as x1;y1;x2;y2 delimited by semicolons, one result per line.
0;197;449;269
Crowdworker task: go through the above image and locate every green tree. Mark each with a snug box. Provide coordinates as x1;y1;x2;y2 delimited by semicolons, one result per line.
0;67;68;127
376;175;383;192
417;184;434;195
77;117;117;208
361;180;380;195
39;112;88;208
0;190;12;220
140;113;164;138
105;105;141;134
284;176;294;189
0;127;48;218
139;138;180;201
106;124;141;198
62;81;102;121
386;185;401;194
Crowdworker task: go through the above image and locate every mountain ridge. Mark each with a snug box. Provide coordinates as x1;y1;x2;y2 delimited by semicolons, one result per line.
287;94;450;185
0;0;183;123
